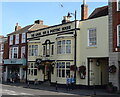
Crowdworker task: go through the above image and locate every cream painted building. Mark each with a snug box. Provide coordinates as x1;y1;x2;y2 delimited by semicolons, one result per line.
27;3;109;86
78;15;109;86
27;18;80;84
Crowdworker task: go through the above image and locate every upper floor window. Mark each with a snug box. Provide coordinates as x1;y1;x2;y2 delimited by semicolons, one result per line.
28;45;38;56
15;34;19;44
9;47;18;59
22;33;26;43
21;46;25;58
117;0;120;11
88;28;97;47
51;45;54;55
117;24;120;46
42;40;54;57
9;35;13;45
57;40;71;54
0;44;4;51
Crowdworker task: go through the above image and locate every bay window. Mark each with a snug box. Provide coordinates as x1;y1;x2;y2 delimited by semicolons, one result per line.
28;45;38;56
57;40;71;54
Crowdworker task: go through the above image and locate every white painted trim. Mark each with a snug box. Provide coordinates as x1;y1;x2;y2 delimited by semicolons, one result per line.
15;34;19;44
117;24;120;46
117;0;120;11
9;35;13;45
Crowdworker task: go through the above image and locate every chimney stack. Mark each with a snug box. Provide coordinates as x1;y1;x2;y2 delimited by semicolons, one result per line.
34;20;43;25
62;16;70;24
81;0;88;20
15;23;21;31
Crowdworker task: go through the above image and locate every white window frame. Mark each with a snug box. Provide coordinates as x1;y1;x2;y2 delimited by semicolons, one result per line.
117;0;120;11
15;34;19;44
88;28;97;47
28;62;38;76
1;44;4;51
57;62;70;78
9;35;13;45
9;47;18;59
117;24;120;46
57;40;71;54
13;47;18;58
28;45;38;56
22;33;26;43
21;46;25;58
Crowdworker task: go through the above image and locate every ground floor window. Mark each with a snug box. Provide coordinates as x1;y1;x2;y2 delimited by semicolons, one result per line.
28;62;38;76
57;62;70;78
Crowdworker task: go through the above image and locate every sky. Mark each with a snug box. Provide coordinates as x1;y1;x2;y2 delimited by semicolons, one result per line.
1;1;108;36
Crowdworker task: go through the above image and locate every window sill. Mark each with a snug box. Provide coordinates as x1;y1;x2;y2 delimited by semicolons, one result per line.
86;46;97;49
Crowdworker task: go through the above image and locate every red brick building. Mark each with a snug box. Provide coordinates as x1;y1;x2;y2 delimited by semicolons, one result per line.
109;0;120;92
3;23;33;82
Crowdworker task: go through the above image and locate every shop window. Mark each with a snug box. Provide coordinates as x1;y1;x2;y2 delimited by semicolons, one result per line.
88;28;97;47
57;62;70;78
117;24;120;46
117;0;120;11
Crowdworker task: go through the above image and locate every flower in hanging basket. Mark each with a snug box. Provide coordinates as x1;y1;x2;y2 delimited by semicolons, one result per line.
109;65;117;73
70;65;76;71
78;66;86;79
38;64;45;71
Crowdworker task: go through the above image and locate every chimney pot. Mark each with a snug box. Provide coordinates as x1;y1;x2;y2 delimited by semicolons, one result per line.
62;16;70;24
34;20;43;24
15;23;21;31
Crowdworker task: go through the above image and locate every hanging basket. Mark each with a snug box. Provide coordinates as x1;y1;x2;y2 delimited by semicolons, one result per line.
109;65;117;73
78;66;86;79
38;64;45;71
70;65;76;71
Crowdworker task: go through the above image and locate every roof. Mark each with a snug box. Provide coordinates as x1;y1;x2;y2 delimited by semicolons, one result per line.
28;24;48;31
7;25;33;36
88;6;108;19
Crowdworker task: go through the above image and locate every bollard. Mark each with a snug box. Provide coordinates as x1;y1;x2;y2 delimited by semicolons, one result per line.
56;81;58;91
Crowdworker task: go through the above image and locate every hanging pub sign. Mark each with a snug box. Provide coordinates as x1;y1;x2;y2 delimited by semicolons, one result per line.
36;59;42;65
109;65;117;73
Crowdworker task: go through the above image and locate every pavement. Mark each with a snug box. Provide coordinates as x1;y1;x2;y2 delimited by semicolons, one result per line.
2;82;120;97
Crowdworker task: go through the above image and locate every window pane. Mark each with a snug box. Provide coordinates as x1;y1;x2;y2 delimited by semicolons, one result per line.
34;69;37;76
62;70;65;77
66;62;70;68
88;28;96;46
